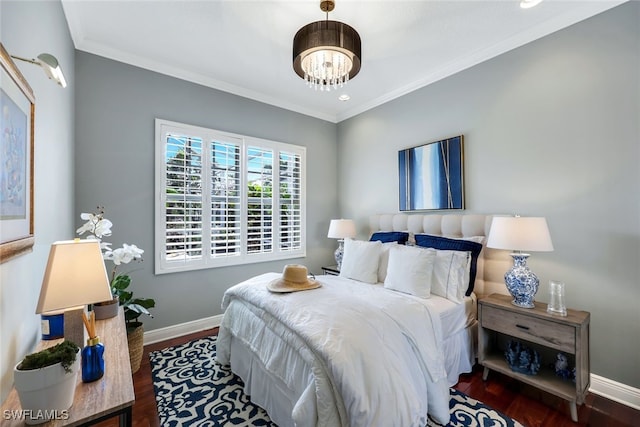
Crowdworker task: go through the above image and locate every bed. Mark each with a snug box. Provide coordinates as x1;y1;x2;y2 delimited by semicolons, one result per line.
216;213;511;427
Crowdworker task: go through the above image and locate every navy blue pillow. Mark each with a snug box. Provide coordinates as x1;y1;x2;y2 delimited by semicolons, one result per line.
369;232;409;245
414;234;483;296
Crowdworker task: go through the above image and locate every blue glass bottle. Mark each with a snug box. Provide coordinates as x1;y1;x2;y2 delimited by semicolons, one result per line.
81;336;105;382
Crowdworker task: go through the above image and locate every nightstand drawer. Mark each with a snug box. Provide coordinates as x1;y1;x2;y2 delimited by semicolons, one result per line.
482;305;575;353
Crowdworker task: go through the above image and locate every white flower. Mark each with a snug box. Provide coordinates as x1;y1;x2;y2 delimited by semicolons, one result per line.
93;218;113;238
76;212;113;238
104;243;144;265
77;208;143;273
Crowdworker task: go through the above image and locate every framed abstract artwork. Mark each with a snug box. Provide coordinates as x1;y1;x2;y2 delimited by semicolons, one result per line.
0;43;35;263
398;135;464;211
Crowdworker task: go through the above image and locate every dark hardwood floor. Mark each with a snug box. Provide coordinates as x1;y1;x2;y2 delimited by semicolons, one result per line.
97;328;638;427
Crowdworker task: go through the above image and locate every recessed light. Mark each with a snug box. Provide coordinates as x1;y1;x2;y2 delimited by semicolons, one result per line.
338;94;350;101
520;0;543;9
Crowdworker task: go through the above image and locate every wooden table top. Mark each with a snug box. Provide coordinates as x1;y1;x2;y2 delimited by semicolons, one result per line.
1;308;135;426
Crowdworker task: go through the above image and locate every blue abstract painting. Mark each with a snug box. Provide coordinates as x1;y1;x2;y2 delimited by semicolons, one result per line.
399;135;464;211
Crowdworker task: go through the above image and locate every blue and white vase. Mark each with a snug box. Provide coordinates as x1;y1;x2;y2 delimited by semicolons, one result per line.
505;253;539;308
334;239;345;270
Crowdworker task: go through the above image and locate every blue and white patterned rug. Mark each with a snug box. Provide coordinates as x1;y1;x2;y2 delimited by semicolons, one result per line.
150;336;523;427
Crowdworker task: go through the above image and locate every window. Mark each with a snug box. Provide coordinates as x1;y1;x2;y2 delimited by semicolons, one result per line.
155;119;305;274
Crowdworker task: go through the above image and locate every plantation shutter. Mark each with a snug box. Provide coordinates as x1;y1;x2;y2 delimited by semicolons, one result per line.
246;146;274;254
156;119;306;274
163;133;204;262
279;151;302;251
211;140;242;258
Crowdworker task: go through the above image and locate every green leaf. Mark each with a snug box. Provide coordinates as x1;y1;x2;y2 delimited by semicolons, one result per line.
126;303;152;316
111;274;131;291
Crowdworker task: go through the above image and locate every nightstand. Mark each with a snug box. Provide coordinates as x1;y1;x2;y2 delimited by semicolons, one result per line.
478;293;590;422
321;265;340;276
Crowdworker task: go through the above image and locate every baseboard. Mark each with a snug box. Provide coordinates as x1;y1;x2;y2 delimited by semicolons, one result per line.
143;315;640;410
590;373;640;410
143;314;223;345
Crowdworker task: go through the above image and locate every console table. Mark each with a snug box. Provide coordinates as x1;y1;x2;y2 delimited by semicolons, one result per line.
1;308;135;426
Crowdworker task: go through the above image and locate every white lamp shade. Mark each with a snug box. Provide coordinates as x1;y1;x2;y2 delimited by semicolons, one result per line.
35;239;112;314
487;216;554;252
327;219;356;239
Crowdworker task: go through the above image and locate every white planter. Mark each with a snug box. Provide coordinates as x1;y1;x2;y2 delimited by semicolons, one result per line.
13;351;80;425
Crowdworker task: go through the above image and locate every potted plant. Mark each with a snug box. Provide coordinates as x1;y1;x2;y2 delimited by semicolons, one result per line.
77;207;155;373
14;341;80;425
76;208;144;319
111;271;155;373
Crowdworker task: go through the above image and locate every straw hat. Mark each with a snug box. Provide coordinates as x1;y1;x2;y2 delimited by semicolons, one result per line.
267;264;321;293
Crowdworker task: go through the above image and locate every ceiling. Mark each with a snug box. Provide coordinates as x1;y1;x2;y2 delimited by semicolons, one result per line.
61;0;624;123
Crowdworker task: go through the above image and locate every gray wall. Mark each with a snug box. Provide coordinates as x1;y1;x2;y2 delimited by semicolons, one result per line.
0;1;76;400
337;2;639;387
74;52;338;332
1;0;637;405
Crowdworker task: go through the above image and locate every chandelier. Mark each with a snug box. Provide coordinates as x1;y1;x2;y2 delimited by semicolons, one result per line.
293;0;361;91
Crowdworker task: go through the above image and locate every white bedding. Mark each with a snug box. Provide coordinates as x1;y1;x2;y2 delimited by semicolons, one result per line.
217;273;451;427
334;281;478;386
414;292;476;338
419;293;477;385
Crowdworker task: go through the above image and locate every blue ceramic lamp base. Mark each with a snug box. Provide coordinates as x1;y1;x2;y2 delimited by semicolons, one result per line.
505;253;539;308
334;239;345;270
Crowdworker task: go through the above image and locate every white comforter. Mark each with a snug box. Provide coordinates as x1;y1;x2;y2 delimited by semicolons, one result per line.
216;273;450;426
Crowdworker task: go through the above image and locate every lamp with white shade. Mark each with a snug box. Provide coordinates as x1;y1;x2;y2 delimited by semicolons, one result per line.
327;219;356;269
36;239;113;347
486;216;554;308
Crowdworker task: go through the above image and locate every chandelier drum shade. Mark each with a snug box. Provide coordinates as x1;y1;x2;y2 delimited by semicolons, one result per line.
293;1;361;91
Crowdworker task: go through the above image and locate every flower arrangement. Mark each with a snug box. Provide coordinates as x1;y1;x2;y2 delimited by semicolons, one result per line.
77;207;155;329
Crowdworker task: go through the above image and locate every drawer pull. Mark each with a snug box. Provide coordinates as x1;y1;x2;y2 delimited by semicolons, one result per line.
516;324;530;331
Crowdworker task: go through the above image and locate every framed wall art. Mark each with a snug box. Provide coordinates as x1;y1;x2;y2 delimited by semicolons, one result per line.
398;135;464;211
0;43;35;263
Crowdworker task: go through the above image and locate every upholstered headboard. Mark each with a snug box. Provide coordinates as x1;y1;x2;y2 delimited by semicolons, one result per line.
369;213;511;299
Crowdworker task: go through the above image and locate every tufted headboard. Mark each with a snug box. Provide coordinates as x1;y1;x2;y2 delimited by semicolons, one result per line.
369;213;511;299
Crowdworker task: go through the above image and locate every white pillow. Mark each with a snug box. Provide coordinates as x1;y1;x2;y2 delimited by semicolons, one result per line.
461;236;485;244
340;239;382;284
377;242;398;283
432;250;471;304
384;245;436;299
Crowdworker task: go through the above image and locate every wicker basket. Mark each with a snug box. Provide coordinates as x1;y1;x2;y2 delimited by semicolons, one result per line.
127;324;144;374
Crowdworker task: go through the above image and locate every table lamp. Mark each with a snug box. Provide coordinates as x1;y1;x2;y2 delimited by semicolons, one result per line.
486;216;554;308
35;239;112;347
327;219;356;269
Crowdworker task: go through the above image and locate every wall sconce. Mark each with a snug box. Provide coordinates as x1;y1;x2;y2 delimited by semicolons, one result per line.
10;53;67;88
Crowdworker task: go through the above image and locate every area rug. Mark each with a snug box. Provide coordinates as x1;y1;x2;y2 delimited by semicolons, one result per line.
150;336;523;427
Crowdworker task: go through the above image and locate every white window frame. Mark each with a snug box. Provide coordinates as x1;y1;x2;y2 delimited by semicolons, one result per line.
154;119;306;274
